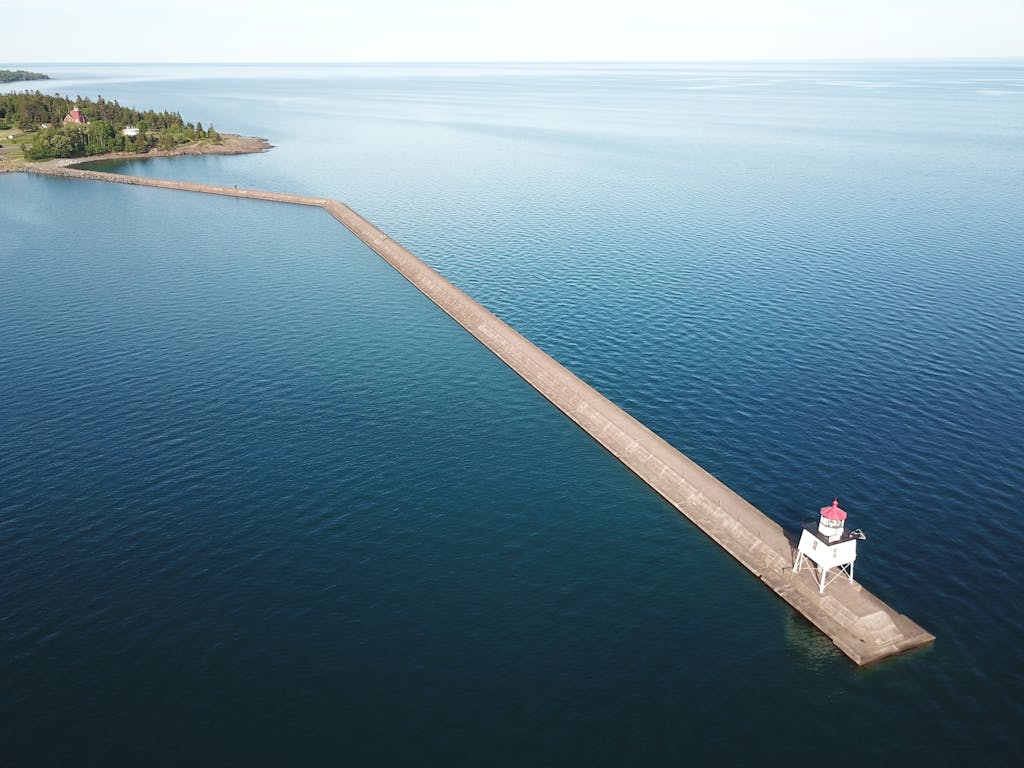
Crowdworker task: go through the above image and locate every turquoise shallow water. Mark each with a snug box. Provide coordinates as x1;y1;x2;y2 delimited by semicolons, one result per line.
2;63;1024;765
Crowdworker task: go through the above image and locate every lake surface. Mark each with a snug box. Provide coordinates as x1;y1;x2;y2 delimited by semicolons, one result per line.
2;62;1023;766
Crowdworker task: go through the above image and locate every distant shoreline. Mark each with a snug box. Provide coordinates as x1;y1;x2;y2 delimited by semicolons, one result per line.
0;68;49;83
0;133;272;173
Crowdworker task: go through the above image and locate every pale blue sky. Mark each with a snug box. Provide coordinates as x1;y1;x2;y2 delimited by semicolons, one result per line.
5;0;1023;63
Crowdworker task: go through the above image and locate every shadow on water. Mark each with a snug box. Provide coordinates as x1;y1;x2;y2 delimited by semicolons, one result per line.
784;612;844;669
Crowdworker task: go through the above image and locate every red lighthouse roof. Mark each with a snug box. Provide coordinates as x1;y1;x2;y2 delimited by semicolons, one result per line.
63;107;88;125
820;498;848;521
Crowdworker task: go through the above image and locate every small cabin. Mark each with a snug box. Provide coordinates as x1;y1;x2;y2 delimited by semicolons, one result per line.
63;107;88;125
122;126;140;138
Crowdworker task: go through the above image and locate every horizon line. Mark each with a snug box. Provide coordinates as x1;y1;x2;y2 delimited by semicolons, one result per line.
6;56;1024;67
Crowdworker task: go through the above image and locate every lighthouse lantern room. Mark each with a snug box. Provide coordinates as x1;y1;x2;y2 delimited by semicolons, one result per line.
792;499;863;593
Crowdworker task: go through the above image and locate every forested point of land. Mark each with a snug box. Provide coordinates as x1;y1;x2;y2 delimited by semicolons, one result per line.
0;92;221;160
0;69;50;83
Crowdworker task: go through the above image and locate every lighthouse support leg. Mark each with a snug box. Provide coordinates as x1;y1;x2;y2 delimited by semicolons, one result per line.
818;566;828;594
792;552;804;574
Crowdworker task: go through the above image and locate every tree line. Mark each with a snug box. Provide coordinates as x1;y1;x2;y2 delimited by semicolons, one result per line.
0;92;221;160
0;69;50;83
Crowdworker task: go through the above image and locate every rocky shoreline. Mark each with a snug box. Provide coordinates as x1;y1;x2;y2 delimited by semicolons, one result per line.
0;133;272;173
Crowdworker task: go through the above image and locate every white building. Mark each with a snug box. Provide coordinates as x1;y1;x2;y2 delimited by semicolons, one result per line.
122;126;140;138
792;499;864;593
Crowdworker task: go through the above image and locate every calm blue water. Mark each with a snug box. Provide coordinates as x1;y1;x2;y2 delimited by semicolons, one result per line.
2;62;1023;766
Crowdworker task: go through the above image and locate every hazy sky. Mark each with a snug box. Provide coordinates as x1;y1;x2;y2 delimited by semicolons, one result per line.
6;0;1023;63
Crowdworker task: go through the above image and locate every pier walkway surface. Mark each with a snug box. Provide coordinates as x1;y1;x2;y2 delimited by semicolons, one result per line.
25;165;935;665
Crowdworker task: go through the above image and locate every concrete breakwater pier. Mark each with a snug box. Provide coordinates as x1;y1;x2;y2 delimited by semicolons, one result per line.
26;165;935;665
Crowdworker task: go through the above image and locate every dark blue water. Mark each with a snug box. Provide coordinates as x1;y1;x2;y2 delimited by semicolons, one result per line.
2;63;1023;766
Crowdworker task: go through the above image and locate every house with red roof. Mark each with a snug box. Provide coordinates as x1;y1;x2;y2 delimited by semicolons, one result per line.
63;107;88;125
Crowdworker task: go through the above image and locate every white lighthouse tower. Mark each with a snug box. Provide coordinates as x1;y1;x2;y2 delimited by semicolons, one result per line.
792;499;863;593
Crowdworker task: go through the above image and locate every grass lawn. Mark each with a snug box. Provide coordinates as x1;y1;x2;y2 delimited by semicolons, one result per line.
0;129;37;162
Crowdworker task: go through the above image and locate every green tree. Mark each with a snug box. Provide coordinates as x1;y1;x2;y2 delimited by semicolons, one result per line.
50;131;74;158
86;121;116;154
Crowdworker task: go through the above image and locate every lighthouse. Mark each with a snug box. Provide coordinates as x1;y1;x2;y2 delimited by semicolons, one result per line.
792;499;863;593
